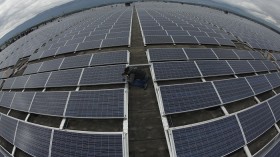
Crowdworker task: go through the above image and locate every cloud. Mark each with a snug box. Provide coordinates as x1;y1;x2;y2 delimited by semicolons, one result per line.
213;0;280;28
0;0;72;39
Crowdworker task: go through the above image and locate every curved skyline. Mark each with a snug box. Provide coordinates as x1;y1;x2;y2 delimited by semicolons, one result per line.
0;0;279;46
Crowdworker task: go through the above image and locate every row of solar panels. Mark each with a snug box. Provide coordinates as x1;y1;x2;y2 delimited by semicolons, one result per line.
169;95;280;157
0;88;126;118
25;50;129;75
147;48;265;62
158;72;280;115
28;9;132;62
151;60;277;81
3;64;126;90
0;114;124;157
29;37;130;61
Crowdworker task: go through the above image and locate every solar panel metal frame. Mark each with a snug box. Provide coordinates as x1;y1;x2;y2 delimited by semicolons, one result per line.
50;130;124;157
158;82;222;115
151;61;201;81
29;91;69;116
237;102;275;143
65;88;127;119
169;116;245;157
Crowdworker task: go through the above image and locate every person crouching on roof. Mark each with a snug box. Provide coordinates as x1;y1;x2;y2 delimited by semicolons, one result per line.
122;67;149;90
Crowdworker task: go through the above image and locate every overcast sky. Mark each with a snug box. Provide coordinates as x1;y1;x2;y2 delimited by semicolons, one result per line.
0;0;73;39
0;0;279;42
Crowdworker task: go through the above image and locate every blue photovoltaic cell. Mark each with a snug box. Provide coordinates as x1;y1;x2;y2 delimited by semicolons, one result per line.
90;50;128;66
248;60;268;72
10;92;35;112
65;89;124;118
246;75;272;95
196;60;234;77
171;35;199;44
172;116;245;157
268;95;280;122
237;102;275;143
25;72;50;88
262;60;278;71
56;44;78;55
15;121;52;157
227;60;255;74
145;35;173;45
11;75;29;89
38;58;63;73
2;77;16;89
148;48;187;62
212;49;239;60
80;64;126;85
233;50;254;60
45;68;82;87
76;40;101;51
184;48;217;60
160;82;221;114
196;36;220;45
0;115;18;144
265;73;280;88
0;92;15;108
214;78;254;104
30;92;68;116
264;140;280;157
59;54;91;70
101;37;129;48
249;51;265;60
51;130;123;157
152;61;201;81
23;62;42;75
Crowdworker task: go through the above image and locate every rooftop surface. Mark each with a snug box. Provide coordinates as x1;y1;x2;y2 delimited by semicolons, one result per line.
0;2;280;157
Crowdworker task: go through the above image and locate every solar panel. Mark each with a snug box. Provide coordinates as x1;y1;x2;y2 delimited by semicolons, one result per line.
56;43;78;55
188;31;208;37
2;77;15;89
25;72;50;88
214;78;254;104
248;60;268;72
152;61;201;81
0;115;18;144
66;37;84;45
0;92;15;108
148;48;186;62
212;49;239;60
80;64;126;86
159;82;221;114
30;92;68;116
14;121;52;157
40;48;58;59
264;140;280;157
46;68;82;88
233;50;254;60
23;62;42;75
196;60;234;77
10;92;35;112
38;58;63;73
84;34;106;42
101;37;129;48
249;51;265;60
265;73;280;88
184;48;217;60
215;38;235;46
59;54;91;70
76;40;101;51
196;36;220;45
171;35;199;44
268;95;280;122
145;35;173;45
51;130;123;157
11;75;29;89
171;116;245;157
65;89;124;118
246;75;272;95
90;50;128;66
262;60;278;71
237;102;275;143
227;60;255;74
